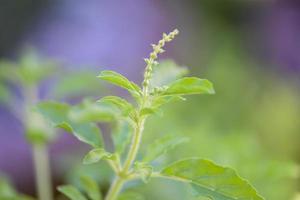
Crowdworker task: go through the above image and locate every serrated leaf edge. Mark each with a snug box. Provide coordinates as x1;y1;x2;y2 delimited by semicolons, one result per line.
158;158;264;200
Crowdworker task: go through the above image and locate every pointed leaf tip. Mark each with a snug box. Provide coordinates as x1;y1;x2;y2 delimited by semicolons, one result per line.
97;70;141;93
160;158;264;200
162;77;215;96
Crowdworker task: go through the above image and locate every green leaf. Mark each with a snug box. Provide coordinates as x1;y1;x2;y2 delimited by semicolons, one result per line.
117;192;145;200
160;158;264;200
52;71;103;98
134;162;153;183
0;177;17;198
83;148;115;165
140;107;162;117
17;48;57;86
150;59;188;89
69;123;103;148
98;70;141;94
143;134;189;162
0;177;35;200
80;176;102;200
112;121;132;154
162;77;215;96
69;99;116;123
98;96;134;116
57;185;87;200
36;101;103;147
35;101;70;124
151;95;186;109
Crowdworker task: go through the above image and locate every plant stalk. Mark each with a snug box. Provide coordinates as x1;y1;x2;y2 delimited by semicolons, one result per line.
32;144;53;200
24;86;53;200
122;119;145;172
105;118;145;200
104;177;125;200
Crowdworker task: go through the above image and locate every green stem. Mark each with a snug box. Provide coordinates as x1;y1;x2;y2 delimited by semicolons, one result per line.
24;86;53;200
105;118;145;200
122;119;145;172
104;177;125;200
32;144;53;200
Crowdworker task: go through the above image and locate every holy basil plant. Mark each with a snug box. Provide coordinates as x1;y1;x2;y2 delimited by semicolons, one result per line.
37;29;264;200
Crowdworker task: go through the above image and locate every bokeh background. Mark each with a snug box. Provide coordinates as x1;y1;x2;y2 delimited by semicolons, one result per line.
0;0;299;199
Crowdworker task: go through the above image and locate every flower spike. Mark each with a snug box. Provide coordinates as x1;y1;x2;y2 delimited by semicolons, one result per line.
142;29;179;95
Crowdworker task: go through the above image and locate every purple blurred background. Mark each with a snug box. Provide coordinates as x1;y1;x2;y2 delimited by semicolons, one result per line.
0;0;299;198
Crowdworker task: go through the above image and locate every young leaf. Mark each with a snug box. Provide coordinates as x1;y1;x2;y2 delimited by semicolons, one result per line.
162;77;215;96
83;148;115;165
36;101;103;147
57;185;87;200
134;162;153;183
160;158;264;200
80;176;102;200
98;70;141;94
98;96;134;116
143;134;189;163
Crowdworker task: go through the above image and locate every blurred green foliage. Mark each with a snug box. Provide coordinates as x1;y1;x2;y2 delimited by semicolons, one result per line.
0;175;34;200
